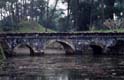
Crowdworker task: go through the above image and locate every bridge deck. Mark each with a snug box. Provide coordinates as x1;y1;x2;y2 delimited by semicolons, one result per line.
0;32;124;36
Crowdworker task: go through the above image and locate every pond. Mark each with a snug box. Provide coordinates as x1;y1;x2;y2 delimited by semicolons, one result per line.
0;54;124;80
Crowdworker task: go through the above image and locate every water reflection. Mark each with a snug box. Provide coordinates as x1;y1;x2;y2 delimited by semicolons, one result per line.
0;55;124;80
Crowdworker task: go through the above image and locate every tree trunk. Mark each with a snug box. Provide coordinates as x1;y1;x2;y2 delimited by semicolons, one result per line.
105;0;115;19
10;3;14;28
67;0;70;30
50;0;59;19
30;0;34;21
101;0;105;22
45;0;50;32
90;0;94;28
0;9;2;20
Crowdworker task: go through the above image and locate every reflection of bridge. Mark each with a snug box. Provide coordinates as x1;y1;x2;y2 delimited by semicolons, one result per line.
1;32;124;56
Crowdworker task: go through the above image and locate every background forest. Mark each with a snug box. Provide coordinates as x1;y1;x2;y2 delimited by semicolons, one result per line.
0;0;124;32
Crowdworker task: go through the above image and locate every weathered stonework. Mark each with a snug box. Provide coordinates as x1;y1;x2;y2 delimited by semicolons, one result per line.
0;32;124;56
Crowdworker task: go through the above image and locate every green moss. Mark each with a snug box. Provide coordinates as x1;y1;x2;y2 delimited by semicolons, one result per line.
16;20;55;33
89;28;124;32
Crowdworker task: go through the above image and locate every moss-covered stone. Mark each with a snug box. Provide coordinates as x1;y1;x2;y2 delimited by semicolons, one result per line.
0;44;5;65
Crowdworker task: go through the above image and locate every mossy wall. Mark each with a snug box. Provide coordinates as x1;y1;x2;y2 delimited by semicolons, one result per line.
0;44;5;64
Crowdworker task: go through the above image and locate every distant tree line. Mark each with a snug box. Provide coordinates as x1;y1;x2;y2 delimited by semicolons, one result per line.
0;0;124;32
65;0;124;31
0;0;46;31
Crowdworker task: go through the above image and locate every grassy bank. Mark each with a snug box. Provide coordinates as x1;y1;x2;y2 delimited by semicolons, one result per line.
89;28;124;33
1;20;124;33
16;21;55;33
0;20;55;33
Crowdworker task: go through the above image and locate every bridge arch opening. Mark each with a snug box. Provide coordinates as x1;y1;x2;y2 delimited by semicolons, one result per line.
44;40;75;55
13;44;34;56
90;45;103;55
108;40;124;55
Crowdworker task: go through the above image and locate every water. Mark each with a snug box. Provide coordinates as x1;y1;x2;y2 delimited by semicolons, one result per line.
0;55;124;80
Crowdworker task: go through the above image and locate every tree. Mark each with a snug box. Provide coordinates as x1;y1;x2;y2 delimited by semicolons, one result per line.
65;0;124;31
104;0;115;19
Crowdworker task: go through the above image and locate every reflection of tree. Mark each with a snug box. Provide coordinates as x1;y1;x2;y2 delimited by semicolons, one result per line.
68;70;83;80
41;69;69;80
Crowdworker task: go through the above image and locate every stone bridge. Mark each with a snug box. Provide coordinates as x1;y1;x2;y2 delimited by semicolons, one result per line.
0;32;124;56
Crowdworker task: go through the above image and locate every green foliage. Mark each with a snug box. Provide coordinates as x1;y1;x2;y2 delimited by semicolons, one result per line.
17;20;55;33
0;0;124;32
90;28;124;32
64;0;124;31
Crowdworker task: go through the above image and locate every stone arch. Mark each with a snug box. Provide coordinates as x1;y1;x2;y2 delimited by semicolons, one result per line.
44;40;75;55
90;44;103;55
89;42;104;55
13;44;34;56
108;40;124;54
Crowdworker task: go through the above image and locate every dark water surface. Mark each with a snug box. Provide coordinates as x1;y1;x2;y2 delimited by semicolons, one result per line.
0;55;124;80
